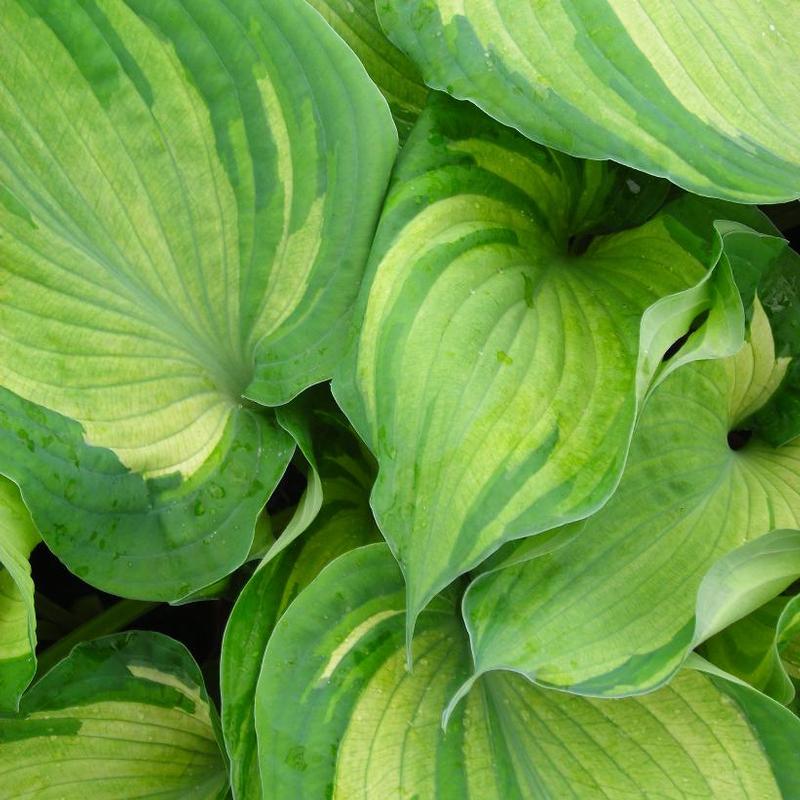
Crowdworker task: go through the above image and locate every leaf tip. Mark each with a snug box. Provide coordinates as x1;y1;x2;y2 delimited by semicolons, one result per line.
442;674;478;732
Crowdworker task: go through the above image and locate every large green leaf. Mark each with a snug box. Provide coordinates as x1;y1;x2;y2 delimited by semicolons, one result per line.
221;391;380;799
0;631;228;799
461;299;800;698
333;94;783;641
306;0;428;140
0;0;396;599
0;477;39;712
256;544;800;799
377;0;800;203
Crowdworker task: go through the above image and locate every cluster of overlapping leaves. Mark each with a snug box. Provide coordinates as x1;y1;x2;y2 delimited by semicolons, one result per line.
1;1;799;797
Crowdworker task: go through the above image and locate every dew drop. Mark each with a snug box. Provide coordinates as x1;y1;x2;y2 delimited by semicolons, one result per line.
208;483;226;500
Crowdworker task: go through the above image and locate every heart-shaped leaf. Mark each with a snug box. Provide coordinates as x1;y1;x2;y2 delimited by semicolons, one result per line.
377;0;800;202
256;544;800;799
333;95;782;642
462;299;800;697
0;631;228;799
0;0;396;599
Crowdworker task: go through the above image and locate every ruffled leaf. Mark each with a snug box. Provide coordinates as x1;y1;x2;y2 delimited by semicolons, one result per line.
334;95;784;641
462;299;800;697
256;545;800;799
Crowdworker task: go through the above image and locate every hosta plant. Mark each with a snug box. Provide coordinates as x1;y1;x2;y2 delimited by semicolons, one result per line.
0;0;799;798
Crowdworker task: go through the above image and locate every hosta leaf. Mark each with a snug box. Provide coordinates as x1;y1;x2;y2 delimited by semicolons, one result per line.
256;544;800;799
692;529;800;645
307;0;428;140
0;393;293;601
0;0;396;599
333;94;782;640
0;631;228;799
221;396;379;799
703;588;800;706
377;0;800;203
269;384;377;561
752;247;800;445
462;298;800;697
785;627;800;714
0;477;39;712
